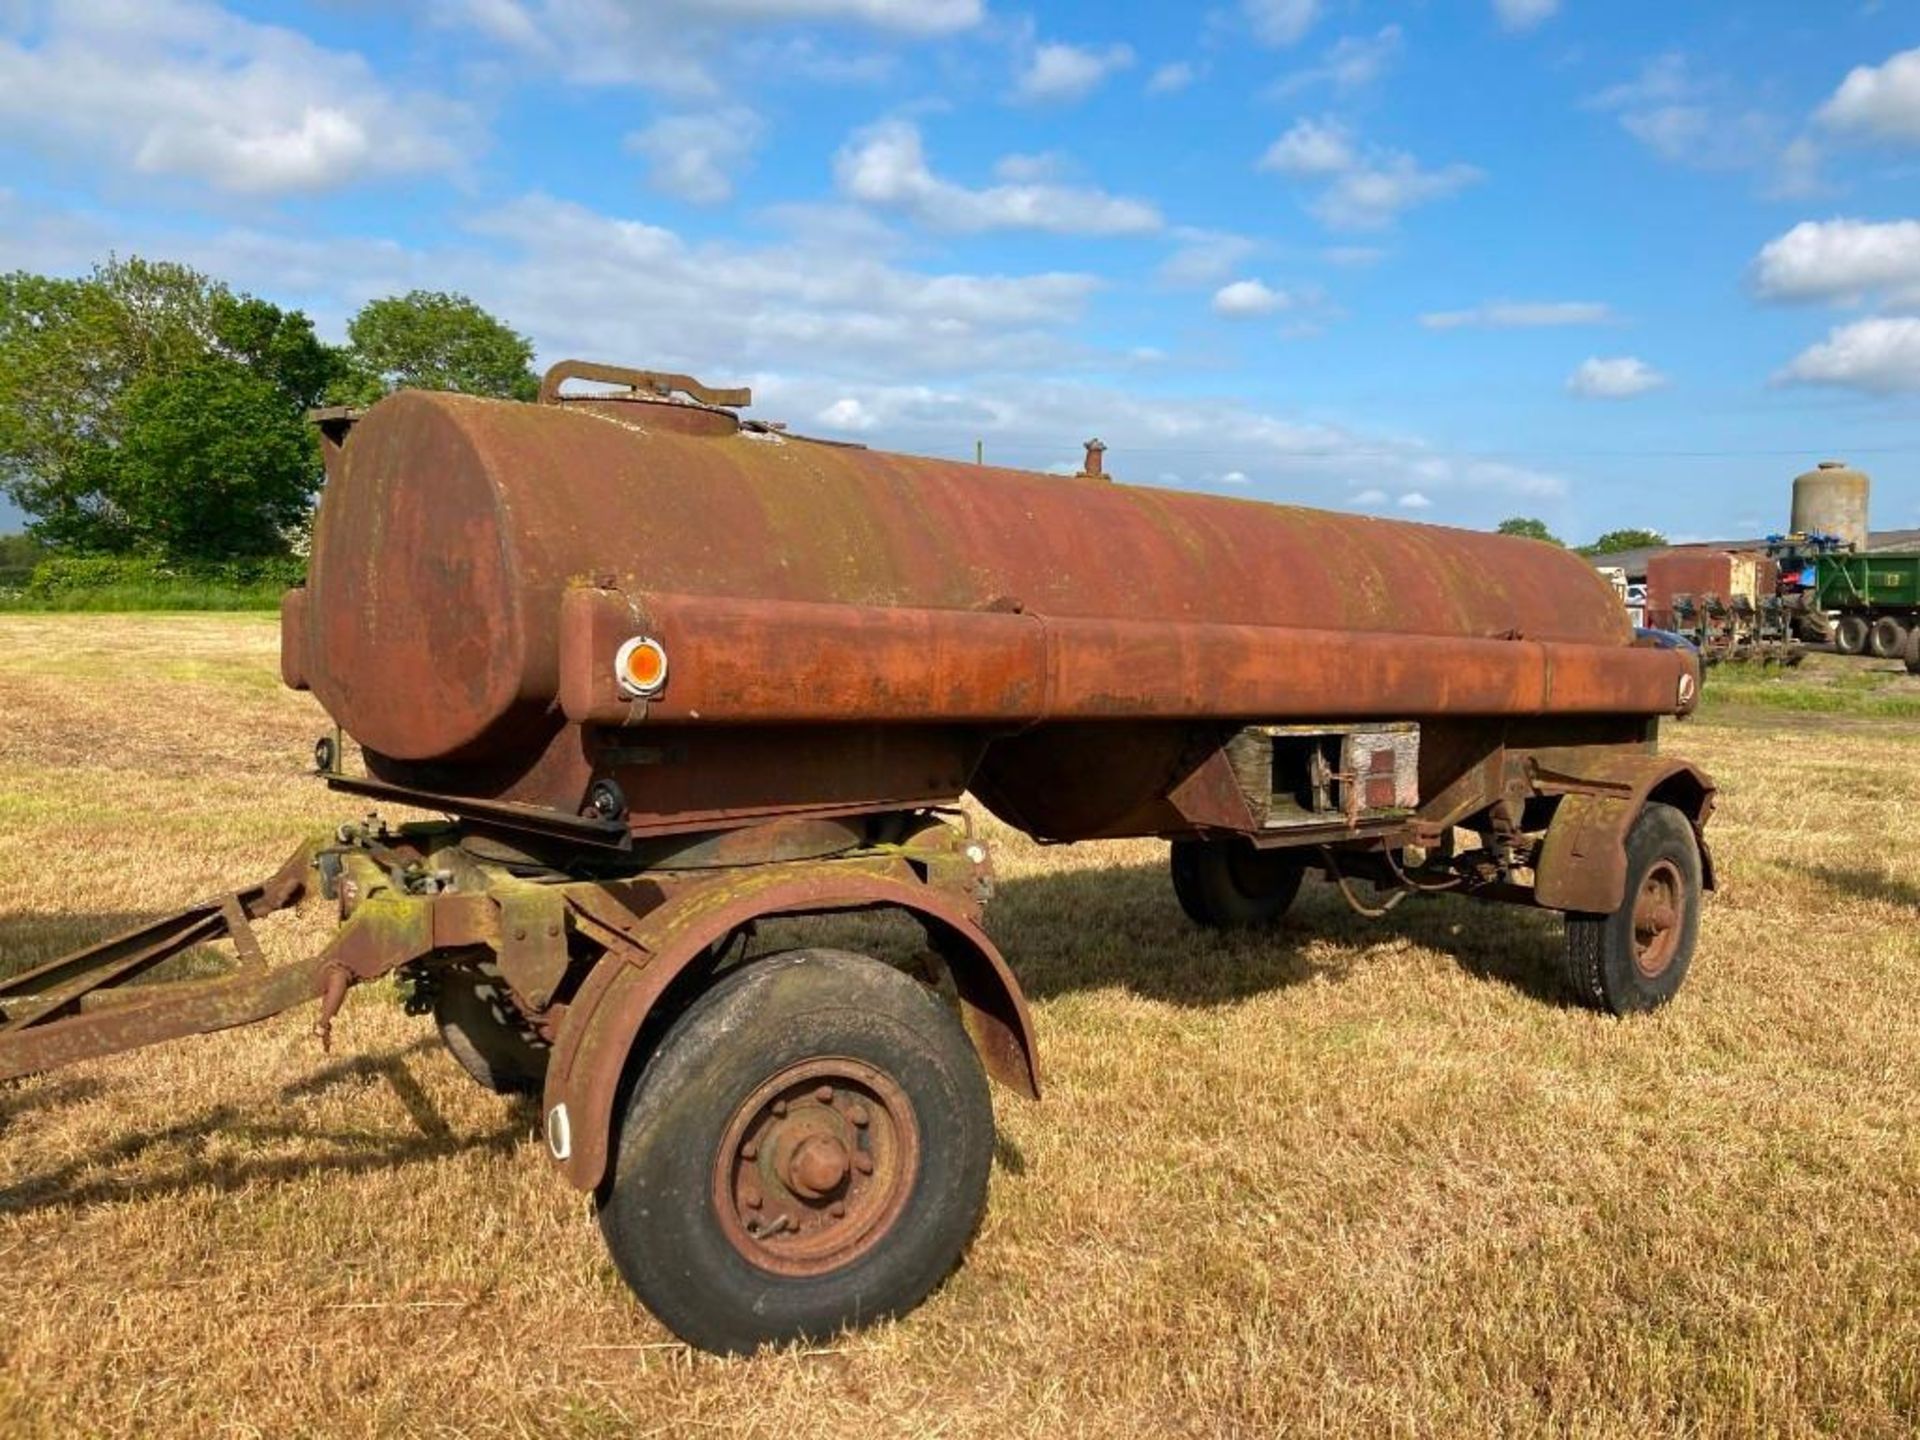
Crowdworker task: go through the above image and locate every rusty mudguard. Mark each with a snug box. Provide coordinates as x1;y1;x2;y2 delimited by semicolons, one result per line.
1530;752;1717;916
542;855;1039;1195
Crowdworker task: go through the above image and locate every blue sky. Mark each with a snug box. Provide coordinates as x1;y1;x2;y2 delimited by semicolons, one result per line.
2;0;1918;542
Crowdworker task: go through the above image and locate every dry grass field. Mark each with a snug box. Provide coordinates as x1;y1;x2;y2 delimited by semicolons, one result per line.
2;614;1918;1438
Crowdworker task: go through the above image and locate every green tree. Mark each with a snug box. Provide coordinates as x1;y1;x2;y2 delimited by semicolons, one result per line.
1496;516;1563;545
0;532;45;587
0;256;338;559
336;290;537;404
115;361;319;559
1583;528;1668;556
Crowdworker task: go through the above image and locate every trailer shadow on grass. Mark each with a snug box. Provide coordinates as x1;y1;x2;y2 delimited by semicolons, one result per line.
1798;862;1920;912
0;1034;534;1219
989;861;1573;1011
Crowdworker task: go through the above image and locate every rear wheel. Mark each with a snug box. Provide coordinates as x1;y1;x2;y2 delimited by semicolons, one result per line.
1833;613;1869;656
597;949;993;1355
1564;803;1702;1015
1907;628;1920;676
1870;615;1910;660
1170;838;1306;928
433;966;548;1095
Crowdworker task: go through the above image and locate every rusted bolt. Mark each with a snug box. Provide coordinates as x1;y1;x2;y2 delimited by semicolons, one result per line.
829;1201;846;1218
847;1104;870;1127
772;1099;788;1118
547;922;559;937
743;1187;763;1210
514;927;527;942
814;1085;834;1104
741;1140;758;1161
853;1152;874;1175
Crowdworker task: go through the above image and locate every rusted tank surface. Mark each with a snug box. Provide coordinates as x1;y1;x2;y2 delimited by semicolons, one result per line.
287;383;1695;838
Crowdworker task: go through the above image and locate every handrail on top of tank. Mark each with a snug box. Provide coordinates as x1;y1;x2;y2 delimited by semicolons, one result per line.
537;359;752;411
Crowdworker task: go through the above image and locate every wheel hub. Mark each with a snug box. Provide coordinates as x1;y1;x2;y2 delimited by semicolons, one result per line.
1631;859;1684;978
713;1057;918;1276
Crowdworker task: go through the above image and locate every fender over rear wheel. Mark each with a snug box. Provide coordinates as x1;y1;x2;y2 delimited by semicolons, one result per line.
597;948;993;1355
1171;838;1306;928
1563;802;1702;1016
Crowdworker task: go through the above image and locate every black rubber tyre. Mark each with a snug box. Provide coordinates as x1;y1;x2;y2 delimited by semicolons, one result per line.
1869;615;1910;660
1906;628;1920;676
597;948;993;1355
1564;803;1702;1016
1170;838;1306;928
1833;613;1869;656
433;967;549;1095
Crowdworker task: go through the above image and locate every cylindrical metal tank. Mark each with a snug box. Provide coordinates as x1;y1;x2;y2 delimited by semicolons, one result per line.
1791;459;1870;550
293;389;1664;770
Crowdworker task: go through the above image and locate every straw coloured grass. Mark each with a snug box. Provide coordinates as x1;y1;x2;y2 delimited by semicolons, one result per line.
1;614;1918;1438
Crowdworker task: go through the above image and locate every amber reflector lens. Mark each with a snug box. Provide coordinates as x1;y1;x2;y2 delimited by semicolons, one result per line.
615;636;668;697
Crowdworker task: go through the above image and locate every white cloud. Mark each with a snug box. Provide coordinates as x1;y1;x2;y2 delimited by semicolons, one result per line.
1421;300;1614;330
1752;218;1920;307
1819;47;1920;145
626;109;763;204
834;120;1161;234
1588;53;1813;190
1244;0;1321;47
1261;116;1480;229
1220;470;1250;485
1351;488;1389;505
1313;154;1482;231
462;193;1102;378
1015;40;1134;104
1777;316;1920;394
1398;491;1433;509
818;397;878;430
1271;26;1403;97
1493;0;1558;32
1212;279;1290;317
1260;117;1356;176
1567;356;1666;399
1159;228;1261;287
1147;61;1197;96
432;0;979;96
1323;245;1387;267
0;0;467;195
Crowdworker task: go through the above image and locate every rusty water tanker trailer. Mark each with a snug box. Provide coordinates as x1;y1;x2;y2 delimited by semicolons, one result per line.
0;363;1715;1353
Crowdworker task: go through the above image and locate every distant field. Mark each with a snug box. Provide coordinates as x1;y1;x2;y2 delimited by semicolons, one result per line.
1;615;1917;1438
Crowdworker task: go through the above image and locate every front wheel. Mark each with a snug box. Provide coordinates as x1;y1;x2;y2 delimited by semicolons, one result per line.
597;949;993;1355
1564;803;1703;1015
433;965;549;1095
1170;838;1306;928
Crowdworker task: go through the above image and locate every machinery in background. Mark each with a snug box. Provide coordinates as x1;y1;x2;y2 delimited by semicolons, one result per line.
1810;550;1920;660
1645;547;1803;666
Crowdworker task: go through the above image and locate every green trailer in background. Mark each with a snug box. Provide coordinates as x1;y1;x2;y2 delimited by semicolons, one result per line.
1815;551;1920;661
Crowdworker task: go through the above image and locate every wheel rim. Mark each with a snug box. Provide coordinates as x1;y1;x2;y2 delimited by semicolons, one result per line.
713;1057;920;1277
1631;860;1685;979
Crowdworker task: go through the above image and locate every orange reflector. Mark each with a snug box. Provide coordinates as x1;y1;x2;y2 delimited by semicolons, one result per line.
614;636;669;698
